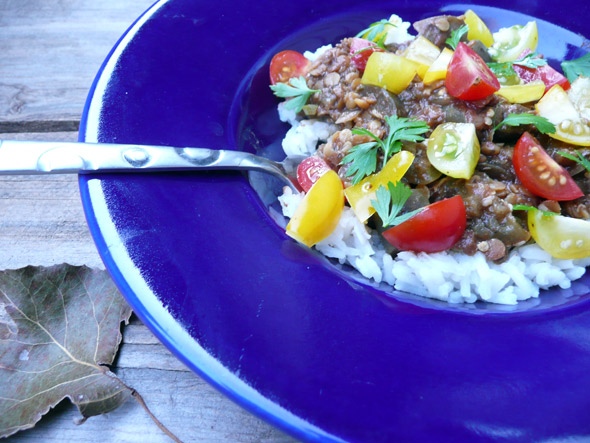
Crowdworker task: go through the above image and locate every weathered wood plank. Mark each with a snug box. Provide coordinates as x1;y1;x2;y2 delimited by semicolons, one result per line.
0;0;155;130
0;132;104;269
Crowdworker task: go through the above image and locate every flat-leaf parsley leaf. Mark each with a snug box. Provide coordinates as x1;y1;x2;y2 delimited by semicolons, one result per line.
488;52;548;78
561;52;590;83
445;25;468;50
356;19;395;44
371;181;423;228
557;150;590;173
493;113;556;134
340;141;379;185
270;76;320;113
341;116;429;185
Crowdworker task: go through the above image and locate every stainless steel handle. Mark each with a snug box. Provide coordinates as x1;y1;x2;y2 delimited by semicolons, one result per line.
0;140;298;191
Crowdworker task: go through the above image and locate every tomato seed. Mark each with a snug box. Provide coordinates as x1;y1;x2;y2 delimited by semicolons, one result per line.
559;175;567;185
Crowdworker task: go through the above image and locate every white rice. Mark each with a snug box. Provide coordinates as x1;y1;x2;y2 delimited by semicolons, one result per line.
279;186;590;304
275;44;590;305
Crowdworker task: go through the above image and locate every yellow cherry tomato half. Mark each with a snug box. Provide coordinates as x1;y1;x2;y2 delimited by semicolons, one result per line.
528;210;590;259
536;84;590;146
489;21;538;63
464;10;494;47
361;52;418;94
286;170;344;247
345;150;415;223
427;122;480;179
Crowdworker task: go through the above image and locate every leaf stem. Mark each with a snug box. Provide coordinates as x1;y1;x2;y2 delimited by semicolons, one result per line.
130;387;184;443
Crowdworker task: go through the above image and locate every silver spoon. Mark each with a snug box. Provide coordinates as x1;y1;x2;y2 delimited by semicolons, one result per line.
0;140;302;192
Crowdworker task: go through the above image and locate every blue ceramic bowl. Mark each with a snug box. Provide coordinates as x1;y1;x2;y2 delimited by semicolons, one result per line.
79;1;590;441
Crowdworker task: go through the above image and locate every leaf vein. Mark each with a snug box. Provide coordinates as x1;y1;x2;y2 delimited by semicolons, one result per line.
0;373;102;406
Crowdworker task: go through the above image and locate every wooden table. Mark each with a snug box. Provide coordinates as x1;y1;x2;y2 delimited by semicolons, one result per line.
0;1;294;441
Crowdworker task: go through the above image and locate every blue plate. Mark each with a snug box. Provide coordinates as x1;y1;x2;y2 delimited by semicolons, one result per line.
79;1;590;441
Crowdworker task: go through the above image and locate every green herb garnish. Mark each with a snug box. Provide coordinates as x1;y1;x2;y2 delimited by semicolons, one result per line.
513;204;559;217
488;52;548;79
557;150;590;173
493;113;556;134
561;52;590;83
445;25;469;50
355;19;395;45
269;76;320;113
514;52;548;69
371;181;424;228
341;116;430;185
487;61;518;79
340;141;379;185
351;42;385;57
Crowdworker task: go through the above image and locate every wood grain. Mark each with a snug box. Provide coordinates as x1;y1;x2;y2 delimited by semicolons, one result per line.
0;0;155;131
0;1;297;441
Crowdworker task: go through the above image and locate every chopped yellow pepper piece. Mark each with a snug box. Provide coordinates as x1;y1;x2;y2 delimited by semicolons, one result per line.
361;52;418;94
495;80;545;103
423;48;454;84
344;150;415;222
402;36;441;79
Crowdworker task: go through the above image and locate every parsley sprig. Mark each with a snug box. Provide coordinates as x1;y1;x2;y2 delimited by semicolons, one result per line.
270;76;320;113
493;113;556;134
445;25;468;50
512;204;559;217
561;52;590;83
371;181;424;228
557;150;590;173
341;116;430;185
355;19;395;45
488;52;548;79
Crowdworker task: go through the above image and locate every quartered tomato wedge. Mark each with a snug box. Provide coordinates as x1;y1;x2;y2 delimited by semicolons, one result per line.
349;38;383;72
269;50;310;85
513;132;583;201
382;195;466;253
297;156;332;193
445;42;500;100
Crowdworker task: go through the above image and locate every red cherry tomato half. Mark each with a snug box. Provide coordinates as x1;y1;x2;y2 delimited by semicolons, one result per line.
513;132;583;201
269;50;310;85
446;42;500;101
297;156;332;193
513;51;570;92
382;195;467;253
349;38;383;72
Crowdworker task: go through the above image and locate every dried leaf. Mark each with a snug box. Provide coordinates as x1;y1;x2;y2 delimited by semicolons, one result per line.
0;265;132;438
